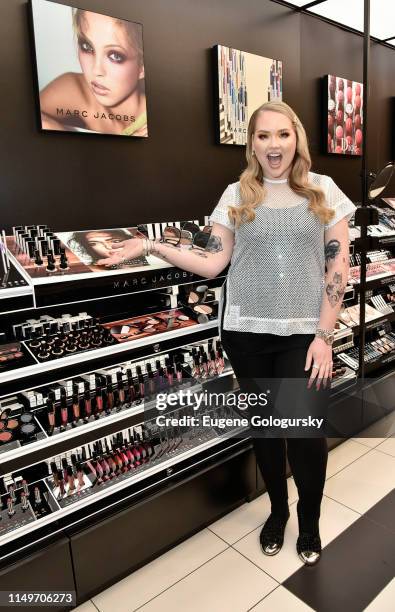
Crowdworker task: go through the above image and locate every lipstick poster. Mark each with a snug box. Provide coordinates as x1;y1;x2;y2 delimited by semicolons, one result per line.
30;0;148;137
214;45;283;146
326;75;363;156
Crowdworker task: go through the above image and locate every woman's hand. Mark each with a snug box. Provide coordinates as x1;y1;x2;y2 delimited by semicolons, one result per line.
304;337;333;390
96;238;144;267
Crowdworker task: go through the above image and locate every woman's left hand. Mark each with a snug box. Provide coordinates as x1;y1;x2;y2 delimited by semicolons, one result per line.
304;337;333;390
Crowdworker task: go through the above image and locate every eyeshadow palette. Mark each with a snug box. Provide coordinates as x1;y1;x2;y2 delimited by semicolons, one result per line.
103;309;197;344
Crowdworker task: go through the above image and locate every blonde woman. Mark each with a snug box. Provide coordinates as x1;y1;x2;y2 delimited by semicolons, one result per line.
40;9;147;136
99;101;356;564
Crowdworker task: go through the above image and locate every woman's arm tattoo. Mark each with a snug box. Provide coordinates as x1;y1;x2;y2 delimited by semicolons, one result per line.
325;239;341;263
205;234;223;253
326;271;346;307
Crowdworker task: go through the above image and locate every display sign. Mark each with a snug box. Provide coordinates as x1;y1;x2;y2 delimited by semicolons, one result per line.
325;74;363;156
214;45;283;146
30;0;148;137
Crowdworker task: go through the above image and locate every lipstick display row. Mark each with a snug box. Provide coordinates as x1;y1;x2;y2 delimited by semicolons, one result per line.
13;313;115;362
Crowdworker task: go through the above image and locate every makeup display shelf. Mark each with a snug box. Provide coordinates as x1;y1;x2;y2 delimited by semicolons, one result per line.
0;222;257;608
0;218;394;608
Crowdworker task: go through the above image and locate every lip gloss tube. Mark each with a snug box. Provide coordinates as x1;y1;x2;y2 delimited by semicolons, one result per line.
105;378;114;412
138;374;145;398
47;399;55;434
60;397;68;430
95;388;104;416
84;390;92;421
117;373;125;405
72;393;80;424
148;371;155;395
167;366;174;386
176;363;183;383
126;370;135;404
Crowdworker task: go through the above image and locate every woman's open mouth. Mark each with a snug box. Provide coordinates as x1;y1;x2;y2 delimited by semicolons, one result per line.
267;153;283;168
91;81;110;95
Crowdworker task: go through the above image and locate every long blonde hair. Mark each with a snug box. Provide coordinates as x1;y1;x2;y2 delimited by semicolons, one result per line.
228;101;335;227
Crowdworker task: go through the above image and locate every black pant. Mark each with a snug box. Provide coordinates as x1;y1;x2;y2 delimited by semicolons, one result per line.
221;329;328;532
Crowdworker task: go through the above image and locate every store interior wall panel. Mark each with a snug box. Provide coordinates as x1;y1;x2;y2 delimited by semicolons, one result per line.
69;445;256;601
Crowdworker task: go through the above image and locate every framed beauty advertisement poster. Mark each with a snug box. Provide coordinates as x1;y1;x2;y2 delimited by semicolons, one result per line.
29;0;148;137
214;45;283;146
325;75;363;156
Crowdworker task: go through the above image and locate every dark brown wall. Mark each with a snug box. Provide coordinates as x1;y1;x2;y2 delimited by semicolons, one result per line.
0;0;394;232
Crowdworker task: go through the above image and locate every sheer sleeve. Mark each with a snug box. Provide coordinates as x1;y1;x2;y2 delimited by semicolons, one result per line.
324;177;357;230
209;183;239;232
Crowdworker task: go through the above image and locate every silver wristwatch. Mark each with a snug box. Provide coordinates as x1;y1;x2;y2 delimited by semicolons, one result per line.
315;328;335;346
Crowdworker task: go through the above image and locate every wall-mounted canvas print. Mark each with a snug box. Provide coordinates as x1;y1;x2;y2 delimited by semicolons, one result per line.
214;45;283;145
30;0;148;136
325;75;363;155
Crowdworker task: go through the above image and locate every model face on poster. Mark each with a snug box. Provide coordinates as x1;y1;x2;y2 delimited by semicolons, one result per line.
84;231;126;259
253;111;297;180
76;11;144;108
33;1;148;136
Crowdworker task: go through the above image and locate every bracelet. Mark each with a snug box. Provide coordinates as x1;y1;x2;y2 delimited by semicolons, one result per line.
142;238;160;257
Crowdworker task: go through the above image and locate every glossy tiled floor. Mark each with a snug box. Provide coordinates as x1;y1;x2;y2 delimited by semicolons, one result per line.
75;426;395;612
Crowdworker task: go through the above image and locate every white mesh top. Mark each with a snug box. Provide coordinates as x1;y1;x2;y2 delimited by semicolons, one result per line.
209;172;357;335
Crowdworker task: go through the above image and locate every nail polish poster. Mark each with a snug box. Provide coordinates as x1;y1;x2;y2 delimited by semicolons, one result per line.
214;45;283;146
325;75;363;156
30;0;148;137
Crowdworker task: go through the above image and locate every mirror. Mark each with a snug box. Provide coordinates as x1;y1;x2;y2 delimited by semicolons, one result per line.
368;162;395;199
